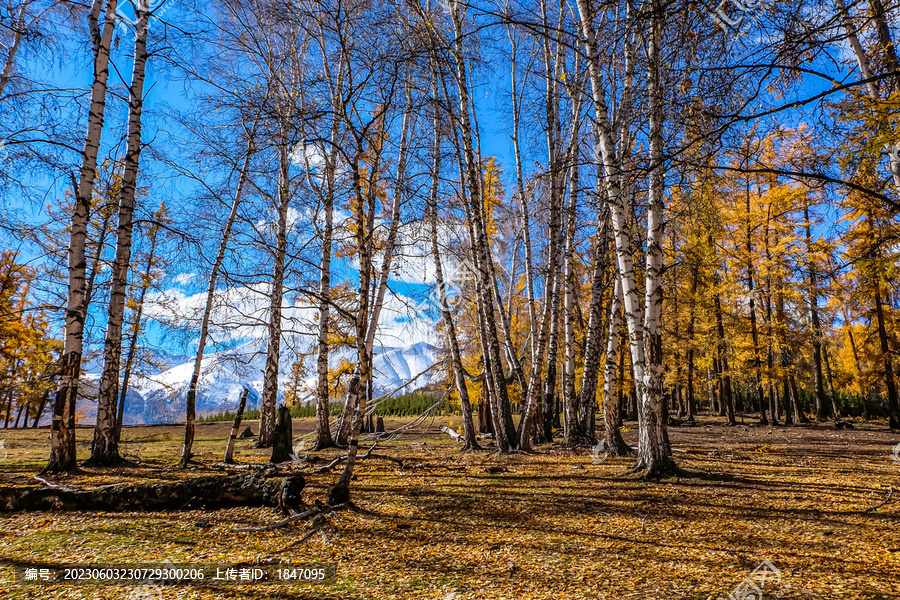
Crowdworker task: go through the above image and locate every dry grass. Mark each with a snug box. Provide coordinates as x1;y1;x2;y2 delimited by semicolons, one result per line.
0;417;898;599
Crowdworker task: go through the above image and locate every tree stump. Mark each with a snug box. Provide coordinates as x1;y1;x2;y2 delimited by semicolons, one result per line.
276;474;306;516
270;405;293;463
375;416;385;433
238;425;255;439
328;482;350;506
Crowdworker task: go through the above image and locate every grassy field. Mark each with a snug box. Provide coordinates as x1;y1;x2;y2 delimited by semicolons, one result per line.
0;417;898;599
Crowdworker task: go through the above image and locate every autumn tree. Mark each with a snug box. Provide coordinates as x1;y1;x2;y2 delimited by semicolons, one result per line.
0;252;61;428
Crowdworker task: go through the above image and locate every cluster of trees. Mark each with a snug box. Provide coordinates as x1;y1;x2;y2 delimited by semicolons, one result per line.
2;0;900;491
198;393;450;423
0;252;60;428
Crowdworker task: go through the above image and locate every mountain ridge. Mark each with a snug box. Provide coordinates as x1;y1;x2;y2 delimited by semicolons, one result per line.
78;339;441;425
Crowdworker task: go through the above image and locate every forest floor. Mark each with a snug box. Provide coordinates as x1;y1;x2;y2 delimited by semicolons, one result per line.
0;416;898;599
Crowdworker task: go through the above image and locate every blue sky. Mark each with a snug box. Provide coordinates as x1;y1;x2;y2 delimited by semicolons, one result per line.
5;0;873;360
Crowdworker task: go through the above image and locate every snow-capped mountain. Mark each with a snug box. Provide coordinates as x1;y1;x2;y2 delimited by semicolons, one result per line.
81;348;192;377
371;341;440;396
99;339;441;425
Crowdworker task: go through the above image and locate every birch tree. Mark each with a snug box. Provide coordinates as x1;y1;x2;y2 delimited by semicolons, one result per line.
305;15;347;451
45;0;119;474
634;0;673;476
562;64;584;446
429;75;479;449
256;139;291;448
116;201;168;441
571;0;673;476
91;2;151;465
448;0;515;451
180;129;255;466
602;266;631;455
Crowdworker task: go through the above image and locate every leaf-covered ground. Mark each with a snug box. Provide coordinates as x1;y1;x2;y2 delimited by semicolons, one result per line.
0;417;898;599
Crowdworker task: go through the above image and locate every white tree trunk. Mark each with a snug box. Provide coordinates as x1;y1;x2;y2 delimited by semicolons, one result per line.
636;0;673;478
429;78;479;449
46;0;118;474
310;14;348;450
506;25;538;360
258;143;291;448
314;156;335;450
487;247;527;393
562;64;583;446
116;205;164;443
91;3;151;465
574;0;672;476
603;267;631;455
180;133;254;466
450;0;515;451
515;167;563;449
329;137;375;503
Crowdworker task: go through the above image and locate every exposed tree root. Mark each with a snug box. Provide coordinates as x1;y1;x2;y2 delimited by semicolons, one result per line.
32;475;77;492
863;487;895;513
327;484;350;507
234;500;353;532
628;457;682;481
607;435;634;457
460;443;487;452
629;459;716;481
558;433;598;451
81;455;133;469
316;443;405;473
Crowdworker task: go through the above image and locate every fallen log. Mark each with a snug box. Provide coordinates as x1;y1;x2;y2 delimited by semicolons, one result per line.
439;426;464;442
211;462;271;470
0;472;280;512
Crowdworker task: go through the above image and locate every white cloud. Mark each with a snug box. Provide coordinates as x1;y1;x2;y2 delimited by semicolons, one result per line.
372;288;440;348
289;142;352;185
344;218;471;286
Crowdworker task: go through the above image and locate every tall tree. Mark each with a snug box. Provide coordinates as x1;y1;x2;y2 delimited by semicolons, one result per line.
577;212;611;445
116;201;168;442
91;3;152;465
562;63;584;446
449;0;515;451
428;76;479;449
45;0;119;474
180;126;256;466
635;0;674;476
803;202;831;422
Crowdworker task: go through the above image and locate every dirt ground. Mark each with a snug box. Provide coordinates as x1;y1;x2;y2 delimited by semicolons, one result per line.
0;416;898;599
